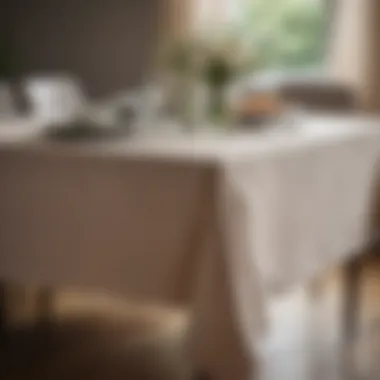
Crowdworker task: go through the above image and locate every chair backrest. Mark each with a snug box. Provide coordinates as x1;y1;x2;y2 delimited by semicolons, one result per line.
24;75;87;123
247;72;358;113
279;81;357;112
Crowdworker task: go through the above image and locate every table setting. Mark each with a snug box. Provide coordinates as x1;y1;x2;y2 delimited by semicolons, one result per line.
0;108;380;380
1;34;380;380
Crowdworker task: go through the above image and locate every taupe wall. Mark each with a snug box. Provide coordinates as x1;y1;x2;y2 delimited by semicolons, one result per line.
3;0;159;98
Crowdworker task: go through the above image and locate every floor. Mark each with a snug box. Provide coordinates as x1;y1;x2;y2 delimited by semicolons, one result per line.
0;255;380;380
262;254;380;380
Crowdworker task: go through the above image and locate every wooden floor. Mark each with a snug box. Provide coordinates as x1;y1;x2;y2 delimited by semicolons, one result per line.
1;255;380;380
262;255;380;380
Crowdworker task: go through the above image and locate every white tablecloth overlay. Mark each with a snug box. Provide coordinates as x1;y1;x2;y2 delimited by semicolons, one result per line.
0;116;379;379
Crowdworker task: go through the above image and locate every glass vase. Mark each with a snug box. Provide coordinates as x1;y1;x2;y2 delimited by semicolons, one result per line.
168;74;206;131
207;84;232;126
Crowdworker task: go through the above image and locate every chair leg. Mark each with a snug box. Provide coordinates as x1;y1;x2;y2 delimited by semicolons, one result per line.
342;259;362;344
0;282;7;337
35;287;55;327
341;258;362;378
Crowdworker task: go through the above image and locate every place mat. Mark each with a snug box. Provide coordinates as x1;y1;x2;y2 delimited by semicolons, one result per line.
44;120;131;142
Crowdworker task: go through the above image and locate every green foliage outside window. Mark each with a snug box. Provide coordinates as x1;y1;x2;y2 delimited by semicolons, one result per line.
234;0;326;70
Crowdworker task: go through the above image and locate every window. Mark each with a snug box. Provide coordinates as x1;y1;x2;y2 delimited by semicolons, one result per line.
233;0;327;70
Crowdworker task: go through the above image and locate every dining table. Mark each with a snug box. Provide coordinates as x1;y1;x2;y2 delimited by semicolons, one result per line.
0;115;379;380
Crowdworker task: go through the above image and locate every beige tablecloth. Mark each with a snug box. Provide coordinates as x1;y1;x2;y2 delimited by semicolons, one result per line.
0;116;379;380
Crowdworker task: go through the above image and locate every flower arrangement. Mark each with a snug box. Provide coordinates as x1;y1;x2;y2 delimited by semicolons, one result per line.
160;35;254;126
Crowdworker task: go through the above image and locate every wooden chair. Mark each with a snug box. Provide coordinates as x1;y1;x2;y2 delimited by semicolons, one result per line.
0;291;194;380
279;79;358;112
